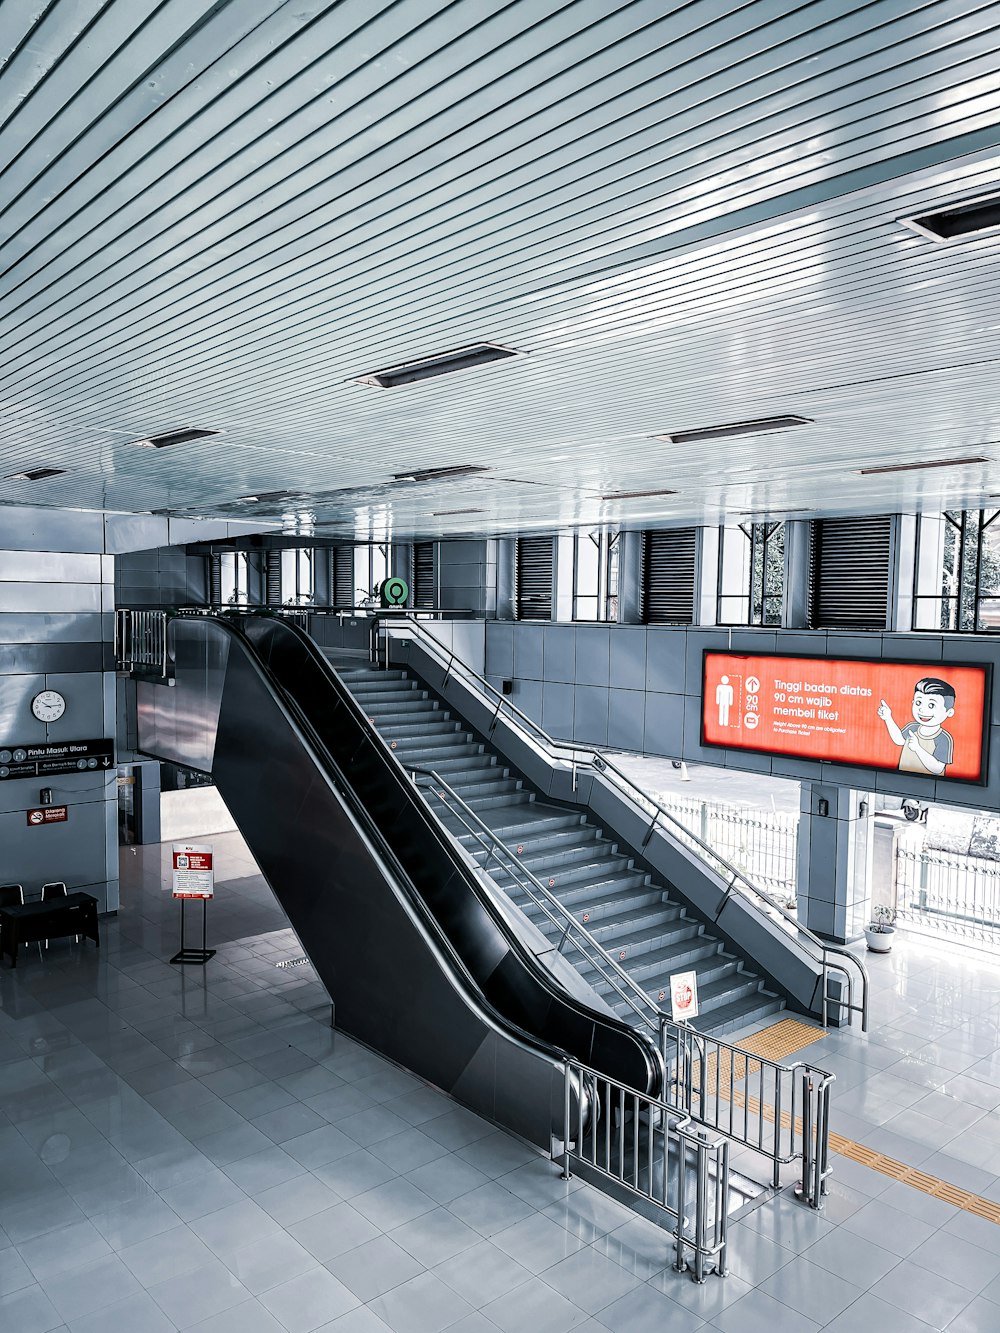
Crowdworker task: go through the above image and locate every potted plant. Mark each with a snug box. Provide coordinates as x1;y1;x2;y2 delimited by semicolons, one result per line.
864;905;897;953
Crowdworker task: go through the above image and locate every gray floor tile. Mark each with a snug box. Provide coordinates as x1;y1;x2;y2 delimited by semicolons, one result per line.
369;1129;451;1174
254;1174;341;1227
195;1123;275;1168
713;1286;821;1333
186;1296;287;1332
159;1168;249;1223
119;1224;215;1286
492;1212;587;1274
18;1220;114;1283
404;1156;491;1205
482;1273;590;1333
312;1151;398;1200
251;1103;328;1145
947;1294;1000;1332
759;1254;864;1324
352;1180;437;1231
337;1107;413;1148
595;1282;707;1333
43;1252;142;1321
432;1239;533;1307
224;1233;319;1296
541;1246;643;1314
388;1207;481;1268
190;1199;283;1260
288;1203;383;1263
446;1182;536;1238
368;1271;475;1333
147;1255;250;1328
258;1266;359;1331
222;1147;307;1195
63;1288;178;1332
908;1232;1000;1294
325;1235;423;1302
871;1259;976;1329
0;1282;63;1333
841;1197;938;1257
821;1290;949;1332
282;1125;358;1171
802;1224;900;1289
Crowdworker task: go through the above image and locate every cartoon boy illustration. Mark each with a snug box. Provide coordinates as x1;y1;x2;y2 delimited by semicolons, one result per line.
877;678;956;776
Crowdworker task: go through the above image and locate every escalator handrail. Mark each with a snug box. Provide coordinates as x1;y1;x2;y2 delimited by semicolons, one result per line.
232;615;664;1096
379;614;869;1031
168;614;583;1077
411;766;664;1034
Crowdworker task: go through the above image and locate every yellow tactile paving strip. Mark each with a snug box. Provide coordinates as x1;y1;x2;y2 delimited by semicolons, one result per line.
689;1017;1000;1225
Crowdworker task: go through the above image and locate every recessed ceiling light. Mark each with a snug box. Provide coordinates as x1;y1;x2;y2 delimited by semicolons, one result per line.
858;456;989;476
127;427;222;449
232;495;259;504
5;466;67;481
432;508;486;516
901;192;1000;243
739;508;813;516
392;465;490;483
601;489;678;500
351;343;520;389
652;415;812;445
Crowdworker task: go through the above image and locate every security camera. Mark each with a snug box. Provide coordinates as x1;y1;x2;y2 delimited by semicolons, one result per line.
902;798;926;823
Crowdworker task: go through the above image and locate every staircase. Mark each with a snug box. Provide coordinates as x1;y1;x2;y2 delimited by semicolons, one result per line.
336;660;784;1039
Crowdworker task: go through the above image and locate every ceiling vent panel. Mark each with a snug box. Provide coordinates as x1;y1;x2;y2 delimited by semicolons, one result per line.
5;467;67;481
352;343;519;388
903;193;1000;243
654;416;812;446
859;456;988;475
393;464;490;483
130;427;222;449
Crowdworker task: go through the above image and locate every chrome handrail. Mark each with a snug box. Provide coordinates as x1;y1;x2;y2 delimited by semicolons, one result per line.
379;614;869;1033
410;767;662;1033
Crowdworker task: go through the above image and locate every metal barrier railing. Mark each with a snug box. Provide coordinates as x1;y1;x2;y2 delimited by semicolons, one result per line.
896;844;1000;947
378;614;869;1036
664;1021;833;1199
114;609;168;676
653;793;799;903
560;1057;731;1282
413;767;834;1207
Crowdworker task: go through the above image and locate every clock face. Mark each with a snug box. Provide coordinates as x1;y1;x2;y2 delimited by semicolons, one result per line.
32;690;66;723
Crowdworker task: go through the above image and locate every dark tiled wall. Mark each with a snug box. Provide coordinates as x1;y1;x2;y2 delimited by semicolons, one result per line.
484;622;1000;814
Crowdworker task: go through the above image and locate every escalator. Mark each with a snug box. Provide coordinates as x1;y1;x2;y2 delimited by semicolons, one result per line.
136;613;662;1154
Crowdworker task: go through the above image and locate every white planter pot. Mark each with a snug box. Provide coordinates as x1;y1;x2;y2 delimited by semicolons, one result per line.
864;925;896;953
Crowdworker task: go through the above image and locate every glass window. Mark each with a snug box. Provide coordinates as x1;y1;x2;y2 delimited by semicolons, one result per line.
914;510;1000;631
280;548;314;605
572;530;619;621
219;551;250;605
717;522;784;625
353;544;390;603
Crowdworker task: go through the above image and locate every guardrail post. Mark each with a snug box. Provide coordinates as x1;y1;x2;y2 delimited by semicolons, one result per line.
716;1139;730;1277
561;1059;573;1181
674;1130;688;1275
694;1133;709;1283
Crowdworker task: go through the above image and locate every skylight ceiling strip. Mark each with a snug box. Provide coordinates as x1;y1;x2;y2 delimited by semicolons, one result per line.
1;18;997;383
0;0;986;346
0;0;654;315
3;133;997;410
15;185;1000;418
1;78;997;405
9;251;1000;461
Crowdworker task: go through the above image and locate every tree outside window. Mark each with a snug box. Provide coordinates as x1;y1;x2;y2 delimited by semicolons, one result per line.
573;530;619;621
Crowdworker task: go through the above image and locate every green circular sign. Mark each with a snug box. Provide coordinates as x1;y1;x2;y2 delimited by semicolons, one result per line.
380;576;409;607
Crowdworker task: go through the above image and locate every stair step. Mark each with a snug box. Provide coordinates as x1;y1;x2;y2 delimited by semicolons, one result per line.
377;720;463;739
360;697;436;715
584;939;724;991
691;994;785;1037
493;840;623;874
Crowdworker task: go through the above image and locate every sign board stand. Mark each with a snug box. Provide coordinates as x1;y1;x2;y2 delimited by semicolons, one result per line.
171;897;215;966
170;844;216;966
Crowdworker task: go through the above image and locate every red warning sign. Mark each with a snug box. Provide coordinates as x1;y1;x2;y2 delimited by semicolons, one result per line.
670;969;699;1022
26;806;68;826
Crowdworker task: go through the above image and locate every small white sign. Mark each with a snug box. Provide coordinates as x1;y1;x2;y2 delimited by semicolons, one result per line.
172;843;214;899
670;969;699;1022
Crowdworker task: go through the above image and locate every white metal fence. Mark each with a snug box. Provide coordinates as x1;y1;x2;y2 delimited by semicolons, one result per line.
895;843;1000;946
654;794;799;905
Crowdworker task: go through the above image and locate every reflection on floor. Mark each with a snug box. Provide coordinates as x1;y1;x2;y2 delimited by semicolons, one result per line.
2;831;1000;1332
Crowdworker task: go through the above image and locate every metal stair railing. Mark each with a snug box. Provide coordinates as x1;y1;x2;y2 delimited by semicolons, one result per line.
378;614;868;1037
560;1056;731;1283
410;768;664;1036
409;767;835;1207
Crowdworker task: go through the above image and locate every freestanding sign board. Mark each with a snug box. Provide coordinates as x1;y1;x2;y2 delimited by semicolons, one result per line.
172;844;214;899
670;970;699;1023
170;844;216;965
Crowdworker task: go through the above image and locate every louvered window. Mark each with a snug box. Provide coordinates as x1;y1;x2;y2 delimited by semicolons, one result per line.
209;553;222;605
641;529;697;624
332;547;354;607
515;536;554;620
412;542;436;609
809;516;891;629
265;550;282;606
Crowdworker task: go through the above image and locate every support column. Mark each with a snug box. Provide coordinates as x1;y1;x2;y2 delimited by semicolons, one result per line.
796;783;875;943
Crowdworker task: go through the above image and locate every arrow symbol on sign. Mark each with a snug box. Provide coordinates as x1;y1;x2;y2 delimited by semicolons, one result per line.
101;759;111;767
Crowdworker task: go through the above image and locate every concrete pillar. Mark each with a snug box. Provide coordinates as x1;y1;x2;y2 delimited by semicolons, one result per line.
694;526;719;626
782;520;813;628
796;782;875;943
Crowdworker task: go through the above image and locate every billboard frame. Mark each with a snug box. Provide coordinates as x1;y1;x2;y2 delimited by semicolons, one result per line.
700;649;992;787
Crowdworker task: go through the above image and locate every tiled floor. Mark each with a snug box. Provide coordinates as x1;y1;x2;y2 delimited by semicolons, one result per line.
3;832;1000;1332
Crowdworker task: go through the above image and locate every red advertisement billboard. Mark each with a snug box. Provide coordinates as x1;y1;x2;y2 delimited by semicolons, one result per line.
702;652;990;784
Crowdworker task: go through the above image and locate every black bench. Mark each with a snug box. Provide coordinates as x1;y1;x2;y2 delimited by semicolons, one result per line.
0;892;100;967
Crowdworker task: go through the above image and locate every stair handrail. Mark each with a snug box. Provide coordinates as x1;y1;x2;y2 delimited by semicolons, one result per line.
378;615;869;1033
409;766;665;1036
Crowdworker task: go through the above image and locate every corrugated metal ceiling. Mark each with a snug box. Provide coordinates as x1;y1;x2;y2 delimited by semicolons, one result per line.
0;0;998;538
